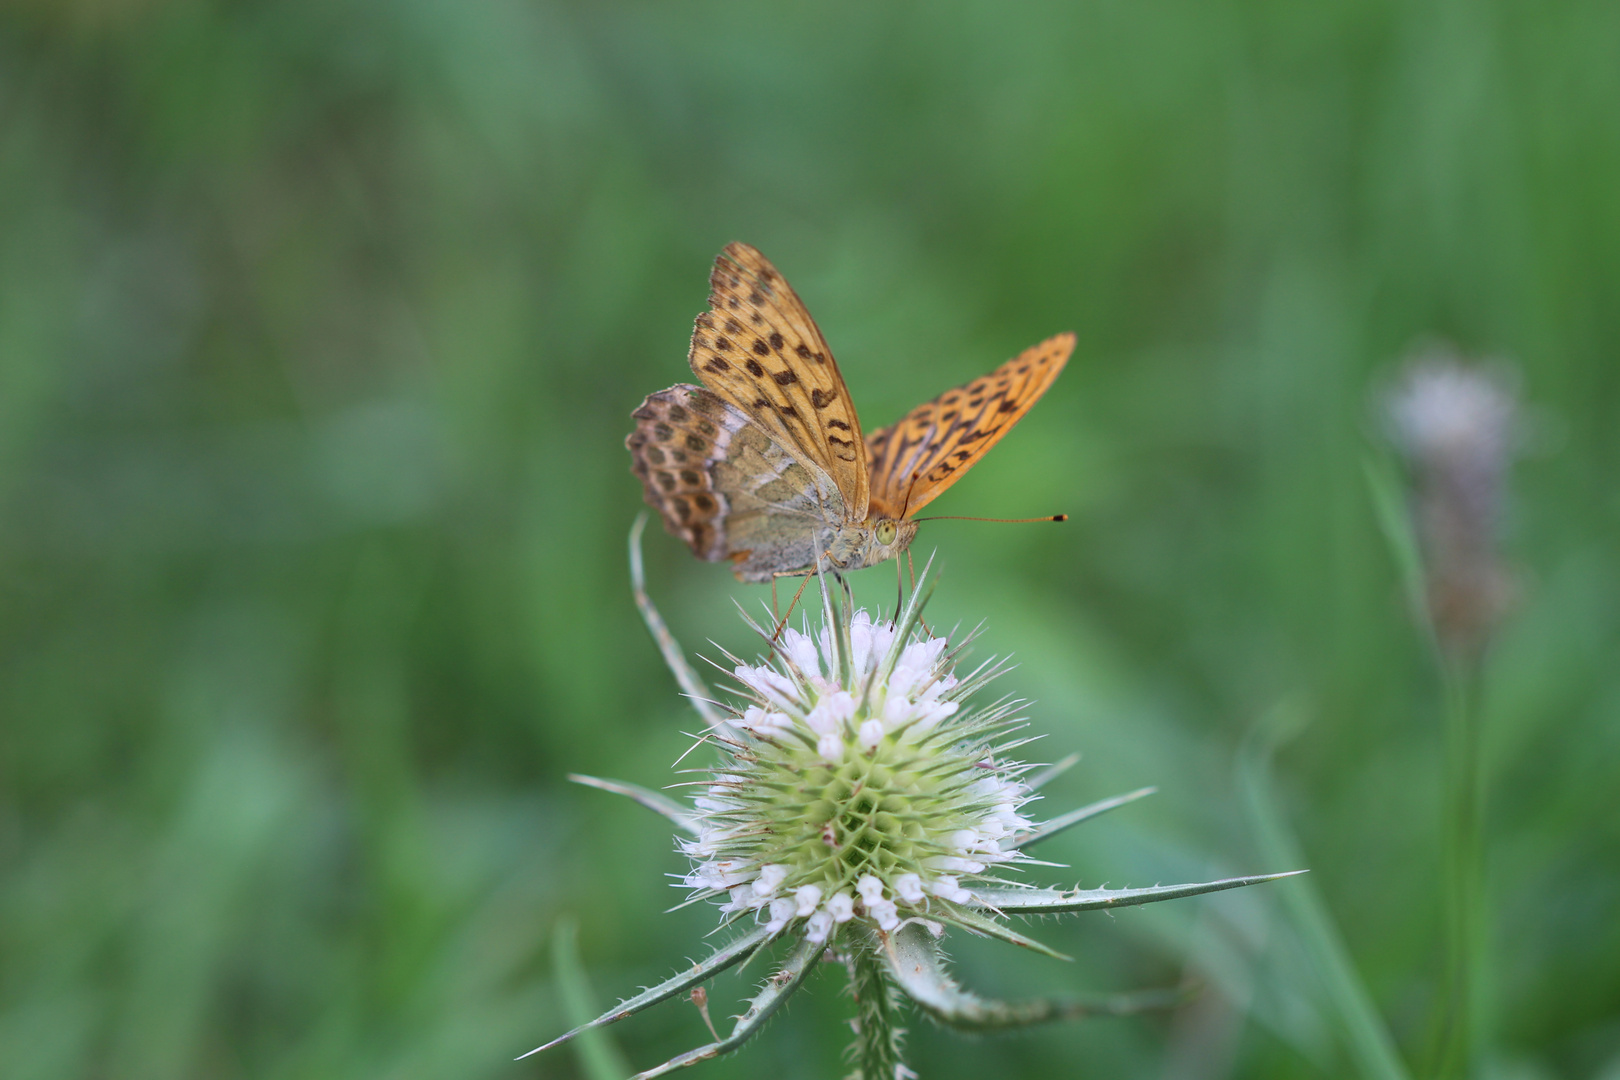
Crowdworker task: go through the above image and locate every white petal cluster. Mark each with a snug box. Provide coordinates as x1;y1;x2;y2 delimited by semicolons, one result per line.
733;612;964;757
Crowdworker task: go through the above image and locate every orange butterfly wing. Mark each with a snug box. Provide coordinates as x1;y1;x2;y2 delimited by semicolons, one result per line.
686;243;869;521
864;333;1074;519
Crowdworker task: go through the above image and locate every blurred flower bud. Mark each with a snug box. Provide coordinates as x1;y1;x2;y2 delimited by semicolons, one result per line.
1384;346;1519;656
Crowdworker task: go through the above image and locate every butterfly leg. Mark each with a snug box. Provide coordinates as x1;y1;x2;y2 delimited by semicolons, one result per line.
769;570;815;645
770;541;845;644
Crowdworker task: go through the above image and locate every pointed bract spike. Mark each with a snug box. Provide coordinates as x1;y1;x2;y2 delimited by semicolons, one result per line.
1025;752;1082;791
663;889;727;913
880;923;1183;1031
731;598;772;642
628;932;826;1079
1009;787;1156;850
516;924;773;1060
972;870;1307;914
569;774;700;836
935;903;1071;960
630;514;736;737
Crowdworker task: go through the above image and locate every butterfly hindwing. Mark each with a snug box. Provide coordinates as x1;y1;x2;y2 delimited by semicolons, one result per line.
865;333;1075;519
687;242;870;521
627;385;845;583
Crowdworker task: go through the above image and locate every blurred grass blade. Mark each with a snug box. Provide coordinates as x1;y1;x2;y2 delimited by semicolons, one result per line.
547;917;634;1080
1238;706;1411;1080
569;772;699;835
1363;453;1429;630
1009;786;1155;849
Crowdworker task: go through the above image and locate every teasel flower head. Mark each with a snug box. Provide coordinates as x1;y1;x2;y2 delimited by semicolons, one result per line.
682;602;1036;943
521;518;1299;1080
1385;345;1520;657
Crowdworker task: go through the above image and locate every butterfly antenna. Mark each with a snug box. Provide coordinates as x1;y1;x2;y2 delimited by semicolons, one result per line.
909;514;1069;524
906;548;934;638
899;470;923;521
897;474;932;635
893;557;904;629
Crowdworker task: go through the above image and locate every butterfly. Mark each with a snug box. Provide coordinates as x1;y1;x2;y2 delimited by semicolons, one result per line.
627;242;1073;584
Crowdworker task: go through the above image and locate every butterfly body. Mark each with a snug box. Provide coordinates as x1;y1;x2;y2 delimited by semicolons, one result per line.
627;384;917;582
628;243;1071;582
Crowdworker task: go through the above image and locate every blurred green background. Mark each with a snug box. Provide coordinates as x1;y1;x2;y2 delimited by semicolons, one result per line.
3;1;1618;1078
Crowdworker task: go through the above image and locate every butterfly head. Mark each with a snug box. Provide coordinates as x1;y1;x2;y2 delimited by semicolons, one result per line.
827;516;919;573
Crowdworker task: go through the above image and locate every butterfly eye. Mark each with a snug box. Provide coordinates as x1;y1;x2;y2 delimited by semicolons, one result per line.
875;520;898;546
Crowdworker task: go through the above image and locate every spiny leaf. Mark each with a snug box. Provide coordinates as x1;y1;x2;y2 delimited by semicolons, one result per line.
972;870;1306;914
935;902;1070;960
880;922;1184;1031
629;932;826;1079
517;924;772;1060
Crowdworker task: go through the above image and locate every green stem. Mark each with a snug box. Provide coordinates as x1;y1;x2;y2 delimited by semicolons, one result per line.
1434;658;1485;1080
847;941;907;1080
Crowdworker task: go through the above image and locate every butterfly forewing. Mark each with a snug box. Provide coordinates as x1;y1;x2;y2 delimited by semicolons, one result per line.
865;332;1075;519
687;242;870;520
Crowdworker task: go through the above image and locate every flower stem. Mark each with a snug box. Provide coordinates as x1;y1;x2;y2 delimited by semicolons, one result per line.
847;941;908;1080
1433;657;1485;1079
